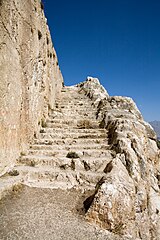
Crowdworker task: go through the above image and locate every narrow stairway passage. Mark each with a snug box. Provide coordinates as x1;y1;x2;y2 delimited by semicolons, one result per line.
14;85;113;190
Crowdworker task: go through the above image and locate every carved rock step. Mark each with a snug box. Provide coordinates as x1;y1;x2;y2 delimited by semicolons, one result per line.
58;99;93;104
60;89;84;94
46;117;99;124
60;89;81;94
46;119;100;129
58;102;94;107
14;165;107;189
49;113;97;120
58;105;96;110
39;127;106;134
58;90;90;95
61;88;83;92
57;101;94;106
56;100;94;106
58;113;97;118
18;154;112;172
60;95;87;101
34;137;108;145
59;99;92;104
46;117;98;125
45;122;100;129
59;111;97;117
54;105;97;114
27;148;110;157
58;103;95;108
25;148;111;158
39;132;107;139
59;108;96;114
30;143;109;151
61;86;77;90
48;111;97;117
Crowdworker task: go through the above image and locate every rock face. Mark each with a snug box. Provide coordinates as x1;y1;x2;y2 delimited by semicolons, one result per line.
150;121;160;139
0;0;63;175
79;77;160;239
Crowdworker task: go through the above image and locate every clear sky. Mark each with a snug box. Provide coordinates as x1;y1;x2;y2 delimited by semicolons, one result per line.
43;0;160;122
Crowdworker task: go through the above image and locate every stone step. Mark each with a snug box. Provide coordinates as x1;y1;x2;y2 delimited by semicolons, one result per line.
60;91;89;96
59;113;96;119
61;87;78;92
60;90;82;94
47;116;98;122
49;113;96;120
34;137;108;146
58;108;95;112
59;109;96;114
46;122;71;129
60;89;79;93
61;89;81;92
46;118;100;126
56;99;93;106
30;143;109;151
59;100;89;106
18;154;112;172
59;111;96;117
58;105;96;110
57;102;94;107
59;99;91;104
46;118;99;126
45;123;99;129
39;132;107;139
56;106;91;110
14;165;107;189
26;148;110;158
39;127;105;134
60;96;86;101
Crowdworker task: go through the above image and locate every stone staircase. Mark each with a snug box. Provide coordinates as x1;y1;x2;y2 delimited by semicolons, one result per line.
14;86;113;190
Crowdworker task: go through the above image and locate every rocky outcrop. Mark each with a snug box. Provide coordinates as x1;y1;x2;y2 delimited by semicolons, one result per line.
0;0;63;175
79;77;160;239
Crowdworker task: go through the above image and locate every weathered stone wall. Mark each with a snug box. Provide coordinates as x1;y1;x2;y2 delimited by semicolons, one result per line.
78;77;160;239
0;0;63;175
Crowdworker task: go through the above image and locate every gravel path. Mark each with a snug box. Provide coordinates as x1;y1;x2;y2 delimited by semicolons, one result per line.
0;186;128;240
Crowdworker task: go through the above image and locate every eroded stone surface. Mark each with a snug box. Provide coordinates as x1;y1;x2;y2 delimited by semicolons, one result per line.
0;0;63;175
80;77;160;239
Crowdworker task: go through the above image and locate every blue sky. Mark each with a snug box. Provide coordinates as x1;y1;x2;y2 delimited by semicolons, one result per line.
43;0;160;121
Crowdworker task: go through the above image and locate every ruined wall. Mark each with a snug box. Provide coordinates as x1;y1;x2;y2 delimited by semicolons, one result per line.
0;0;63;175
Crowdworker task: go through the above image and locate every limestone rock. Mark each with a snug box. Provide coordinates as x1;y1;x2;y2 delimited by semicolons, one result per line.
86;156;136;236
80;77;160;239
0;0;63;175
78;77;109;107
